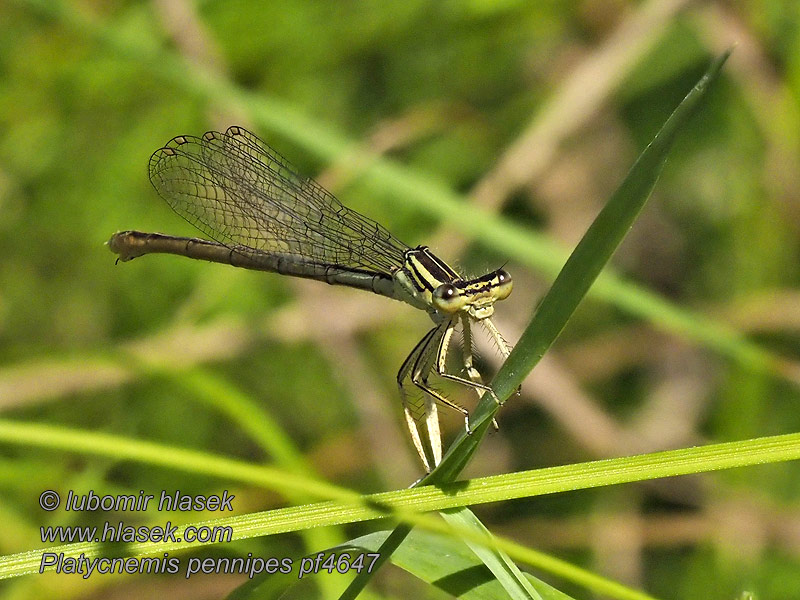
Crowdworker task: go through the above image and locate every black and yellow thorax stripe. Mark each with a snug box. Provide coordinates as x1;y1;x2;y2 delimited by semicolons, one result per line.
395;246;512;319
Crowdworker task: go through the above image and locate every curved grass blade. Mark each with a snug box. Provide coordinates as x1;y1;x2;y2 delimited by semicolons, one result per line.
341;49;732;599
440;507;544;600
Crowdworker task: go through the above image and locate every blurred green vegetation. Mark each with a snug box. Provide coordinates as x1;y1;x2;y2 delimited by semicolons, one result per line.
1;0;799;598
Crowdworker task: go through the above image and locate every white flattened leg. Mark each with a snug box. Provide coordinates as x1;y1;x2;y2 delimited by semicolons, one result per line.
422;396;440;467
397;324;445;470
402;400;436;472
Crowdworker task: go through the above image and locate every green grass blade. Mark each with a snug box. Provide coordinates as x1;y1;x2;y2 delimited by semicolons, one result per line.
440;507;544;600
337;524;411;600
0;419;359;505
3;421;796;535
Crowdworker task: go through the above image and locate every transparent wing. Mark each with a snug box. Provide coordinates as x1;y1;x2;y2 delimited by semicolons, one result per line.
147;126;409;275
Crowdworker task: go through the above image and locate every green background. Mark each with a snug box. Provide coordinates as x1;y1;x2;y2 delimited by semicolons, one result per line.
1;1;799;598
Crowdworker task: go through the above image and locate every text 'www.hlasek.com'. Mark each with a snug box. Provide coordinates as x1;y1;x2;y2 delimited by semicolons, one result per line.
37;489;379;579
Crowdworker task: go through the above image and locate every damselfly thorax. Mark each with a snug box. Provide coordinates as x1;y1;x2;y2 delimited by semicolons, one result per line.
109;126;514;472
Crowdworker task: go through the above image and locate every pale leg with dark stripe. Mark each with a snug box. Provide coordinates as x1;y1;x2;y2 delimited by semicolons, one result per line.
460;314;500;429
435;317;499;410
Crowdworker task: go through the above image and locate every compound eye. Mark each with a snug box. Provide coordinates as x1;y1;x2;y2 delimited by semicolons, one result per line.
494;269;513;300
432;283;463;313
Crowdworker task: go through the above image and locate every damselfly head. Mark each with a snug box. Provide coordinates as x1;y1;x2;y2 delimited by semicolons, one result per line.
431;268;512;319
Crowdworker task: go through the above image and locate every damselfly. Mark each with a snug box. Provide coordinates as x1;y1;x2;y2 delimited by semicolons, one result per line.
109;126;513;471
